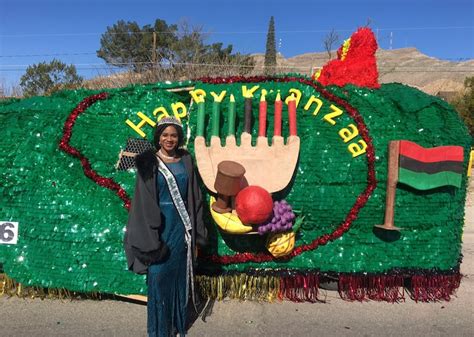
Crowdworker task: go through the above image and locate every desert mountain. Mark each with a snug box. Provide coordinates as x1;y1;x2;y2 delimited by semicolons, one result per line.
251;48;474;95
82;48;473;96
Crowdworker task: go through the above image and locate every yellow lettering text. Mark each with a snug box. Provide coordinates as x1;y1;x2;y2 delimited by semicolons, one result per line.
242;85;260;98
210;90;227;102
190;89;206;103
284;88;302;107
338;124;359;143
125;112;156;138
304;95;323;116
152;107;170;121
323;104;343;125
171;102;187;120
348;140;367;158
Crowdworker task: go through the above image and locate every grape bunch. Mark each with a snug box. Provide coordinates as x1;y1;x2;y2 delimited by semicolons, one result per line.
258;200;296;235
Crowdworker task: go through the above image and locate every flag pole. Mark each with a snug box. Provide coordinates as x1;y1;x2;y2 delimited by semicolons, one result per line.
375;140;401;231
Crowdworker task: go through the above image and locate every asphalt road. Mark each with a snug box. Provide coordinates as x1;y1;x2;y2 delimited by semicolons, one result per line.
2;185;473;337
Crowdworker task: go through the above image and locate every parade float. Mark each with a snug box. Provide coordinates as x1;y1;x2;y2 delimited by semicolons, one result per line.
0;28;471;302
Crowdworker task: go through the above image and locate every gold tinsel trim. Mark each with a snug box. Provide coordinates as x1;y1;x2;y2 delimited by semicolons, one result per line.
196;274;281;302
1;273;281;302
0;273;104;300
3;272;280;302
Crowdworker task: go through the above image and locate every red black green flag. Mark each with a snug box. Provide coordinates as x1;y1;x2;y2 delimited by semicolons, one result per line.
398;141;464;190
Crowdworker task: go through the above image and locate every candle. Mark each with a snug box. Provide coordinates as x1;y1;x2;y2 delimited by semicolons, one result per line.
196;100;205;137
211;98;220;137
228;94;236;136
274;92;282;136
258;91;267;137
244;97;252;133
288;94;297;136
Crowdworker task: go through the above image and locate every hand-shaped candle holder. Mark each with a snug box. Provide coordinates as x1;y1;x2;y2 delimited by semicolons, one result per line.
194;94;300;194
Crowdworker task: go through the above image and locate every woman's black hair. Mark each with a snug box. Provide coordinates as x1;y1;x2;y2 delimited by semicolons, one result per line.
153;123;185;150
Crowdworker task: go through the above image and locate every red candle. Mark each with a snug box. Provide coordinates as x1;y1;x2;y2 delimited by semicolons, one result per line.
258;92;267;137
288;95;297;136
274;92;282;137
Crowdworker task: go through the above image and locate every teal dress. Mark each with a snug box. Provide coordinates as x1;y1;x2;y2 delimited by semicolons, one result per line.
147;160;188;337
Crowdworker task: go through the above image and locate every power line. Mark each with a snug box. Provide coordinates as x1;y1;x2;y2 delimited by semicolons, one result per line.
1;26;472;38
0;62;473;73
1;61;474;68
1;50;472;61
0;52;96;58
2;44;474;62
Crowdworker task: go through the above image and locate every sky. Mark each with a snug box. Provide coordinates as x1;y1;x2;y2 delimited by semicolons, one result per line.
0;0;473;91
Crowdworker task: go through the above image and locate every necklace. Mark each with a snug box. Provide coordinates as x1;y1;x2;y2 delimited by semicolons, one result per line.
158;149;176;160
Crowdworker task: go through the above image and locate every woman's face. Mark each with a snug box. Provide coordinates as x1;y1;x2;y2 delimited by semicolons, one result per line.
160;125;179;152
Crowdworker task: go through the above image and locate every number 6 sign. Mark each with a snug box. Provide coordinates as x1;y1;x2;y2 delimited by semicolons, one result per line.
0;222;18;244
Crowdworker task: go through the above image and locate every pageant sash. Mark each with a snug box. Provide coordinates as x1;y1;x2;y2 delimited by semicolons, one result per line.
157;157;195;307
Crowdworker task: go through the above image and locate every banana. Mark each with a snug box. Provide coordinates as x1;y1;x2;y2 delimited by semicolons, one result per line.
266;231;296;258
209;196;253;234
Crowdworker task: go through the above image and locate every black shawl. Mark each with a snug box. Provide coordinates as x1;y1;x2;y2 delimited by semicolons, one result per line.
123;149;208;274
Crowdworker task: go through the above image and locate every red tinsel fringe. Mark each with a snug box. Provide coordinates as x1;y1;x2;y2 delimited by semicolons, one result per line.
410;274;462;302
279;274;320;303
197;272;461;303
338;274;405;302
337;273;462;303
202;76;377;264
58;93;132;210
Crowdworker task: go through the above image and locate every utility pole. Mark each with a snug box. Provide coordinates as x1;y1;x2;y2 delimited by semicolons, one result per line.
152;31;157;71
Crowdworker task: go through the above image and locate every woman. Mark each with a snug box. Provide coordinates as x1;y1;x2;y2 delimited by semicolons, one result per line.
124;116;208;337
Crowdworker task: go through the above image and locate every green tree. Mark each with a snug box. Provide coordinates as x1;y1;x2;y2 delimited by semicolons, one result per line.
451;77;474;136
264;16;277;75
97;19;178;72
201;42;255;75
19;59;83;97
166;21;255;75
170;26;255;76
97;19;254;76
169;22;206;65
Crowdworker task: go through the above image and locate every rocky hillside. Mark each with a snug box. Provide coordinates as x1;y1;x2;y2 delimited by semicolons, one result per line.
81;48;473;96
252;48;474;95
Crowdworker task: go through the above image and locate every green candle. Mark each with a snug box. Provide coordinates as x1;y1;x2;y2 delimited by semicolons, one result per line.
211;99;220;137
228;94;236;136
196;100;205;137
